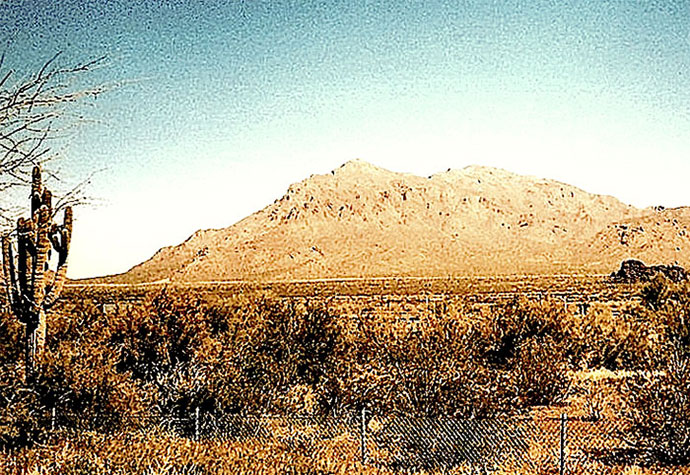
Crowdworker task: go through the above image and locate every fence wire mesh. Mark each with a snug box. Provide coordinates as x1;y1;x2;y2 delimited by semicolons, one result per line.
15;408;690;474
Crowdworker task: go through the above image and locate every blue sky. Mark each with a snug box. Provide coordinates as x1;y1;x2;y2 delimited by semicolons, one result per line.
2;0;690;278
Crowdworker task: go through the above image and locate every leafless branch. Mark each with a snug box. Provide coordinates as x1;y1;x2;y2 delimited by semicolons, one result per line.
0;51;109;228
51;167;105;216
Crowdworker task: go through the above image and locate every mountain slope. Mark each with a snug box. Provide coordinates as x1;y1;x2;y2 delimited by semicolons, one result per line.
105;160;690;283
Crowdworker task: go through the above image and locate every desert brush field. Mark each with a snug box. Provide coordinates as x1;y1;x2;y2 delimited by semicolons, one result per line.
2;275;690;474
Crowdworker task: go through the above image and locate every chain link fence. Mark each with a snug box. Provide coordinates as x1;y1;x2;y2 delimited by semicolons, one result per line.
362;413;631;474
30;407;682;474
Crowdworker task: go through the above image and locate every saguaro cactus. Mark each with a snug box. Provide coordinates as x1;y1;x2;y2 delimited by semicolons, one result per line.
1;166;72;381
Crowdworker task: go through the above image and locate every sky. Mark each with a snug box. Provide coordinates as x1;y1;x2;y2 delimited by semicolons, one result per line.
1;0;690;278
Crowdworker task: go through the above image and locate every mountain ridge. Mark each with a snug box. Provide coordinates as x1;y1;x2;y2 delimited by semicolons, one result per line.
94;160;690;283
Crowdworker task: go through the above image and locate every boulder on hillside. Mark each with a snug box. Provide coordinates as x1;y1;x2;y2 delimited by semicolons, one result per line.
610;259;688;284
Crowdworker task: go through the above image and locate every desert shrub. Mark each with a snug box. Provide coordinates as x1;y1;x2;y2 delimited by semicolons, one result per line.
109;289;210;382
479;298;569;366
0;307;81;448
0;364;48;449
329;311;514;417
507;334;569;407
0;288;336;445
640;274;679;312
644;281;690;358
208;295;339;415
98;289;228;427
618;278;690;465
566;277;690;374
44;288;342;424
0;309;43;448
574;304;658;371
0;284;600;452
620;346;690;465
0;295;159;436
478;298;571;408
326;298;576;416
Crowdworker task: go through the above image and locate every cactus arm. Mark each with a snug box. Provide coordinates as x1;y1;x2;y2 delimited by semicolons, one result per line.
3;234;29;324
16;218;33;301
48;224;60;254
2;235;19;311
42;189;52;214
44;263;67;309
30;166;43;217
45;207;72;309
58;207;71;267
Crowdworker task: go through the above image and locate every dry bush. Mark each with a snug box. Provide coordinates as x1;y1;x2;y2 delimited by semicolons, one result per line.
613;278;690;466
330;310;508;417
620;348;690;466
0;364;48;449
479;298;568;366
39;297;157;431
329;297;575;417
641;274;679;312
478;298;572;408
569;369;629;421
643;279;690;355
0;308;23;364
204;293;339;415
573;303;658;371
0;310;40;448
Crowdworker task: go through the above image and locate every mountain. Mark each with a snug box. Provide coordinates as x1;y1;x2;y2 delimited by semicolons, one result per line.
101;160;690;283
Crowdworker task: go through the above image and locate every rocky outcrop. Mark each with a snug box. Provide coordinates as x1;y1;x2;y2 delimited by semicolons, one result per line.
610;259;688;284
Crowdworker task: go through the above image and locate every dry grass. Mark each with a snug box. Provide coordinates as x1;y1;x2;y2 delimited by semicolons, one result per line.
0;427;397;475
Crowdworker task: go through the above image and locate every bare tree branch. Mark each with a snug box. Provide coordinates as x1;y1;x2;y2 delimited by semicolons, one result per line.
0;52;109;229
50;167;105;217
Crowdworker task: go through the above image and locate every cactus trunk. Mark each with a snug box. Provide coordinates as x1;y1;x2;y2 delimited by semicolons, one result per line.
25;312;44;381
1;166;72;383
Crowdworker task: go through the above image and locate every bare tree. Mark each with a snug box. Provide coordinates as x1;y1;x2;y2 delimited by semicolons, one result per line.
0;51;106;228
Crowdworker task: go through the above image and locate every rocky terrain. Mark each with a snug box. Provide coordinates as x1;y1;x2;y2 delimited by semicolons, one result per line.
610;259;688;283
96;160;690;283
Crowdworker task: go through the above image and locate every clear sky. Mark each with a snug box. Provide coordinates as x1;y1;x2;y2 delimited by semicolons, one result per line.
2;0;690;278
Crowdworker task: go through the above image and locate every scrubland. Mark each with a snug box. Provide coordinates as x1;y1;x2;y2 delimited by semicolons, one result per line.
1;276;689;474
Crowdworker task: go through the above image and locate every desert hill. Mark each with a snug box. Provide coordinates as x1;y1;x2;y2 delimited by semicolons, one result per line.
101;160;690;283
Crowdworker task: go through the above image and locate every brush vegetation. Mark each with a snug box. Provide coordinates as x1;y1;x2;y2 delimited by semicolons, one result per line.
1;277;689;473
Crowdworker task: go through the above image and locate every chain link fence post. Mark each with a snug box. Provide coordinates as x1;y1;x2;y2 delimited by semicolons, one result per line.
559;413;567;475
361;406;368;464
